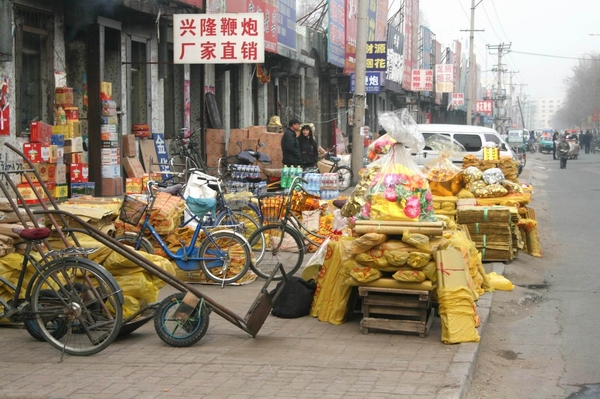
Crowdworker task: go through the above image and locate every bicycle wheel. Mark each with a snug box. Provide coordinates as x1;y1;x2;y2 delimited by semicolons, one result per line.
336;165;353;191
24;313;68;342
116;234;155;254
29;258;123;356
197;230;251;284
248;224;304;280
214;210;261;242
154;292;210;347
170;155;198;183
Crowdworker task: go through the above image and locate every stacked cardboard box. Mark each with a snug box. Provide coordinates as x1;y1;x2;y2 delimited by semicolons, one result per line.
99;82;122;196
227;126;282;177
206;128;226;168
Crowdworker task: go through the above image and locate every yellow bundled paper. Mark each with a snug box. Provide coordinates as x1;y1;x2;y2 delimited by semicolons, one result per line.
437;286;480;344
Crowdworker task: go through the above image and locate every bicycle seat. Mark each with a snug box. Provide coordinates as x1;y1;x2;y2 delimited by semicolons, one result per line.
18;227;51;240
330;156;341;163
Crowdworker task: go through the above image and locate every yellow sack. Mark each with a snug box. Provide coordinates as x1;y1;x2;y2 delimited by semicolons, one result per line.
392;269;426;283
349;267;383;283
406;251;431;268
350;233;388;254
384;249;409;267
401;230;430;251
488;272;515;290
437;287;480;344
354;253;375;267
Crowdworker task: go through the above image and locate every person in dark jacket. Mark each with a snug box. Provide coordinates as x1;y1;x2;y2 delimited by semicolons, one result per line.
558;135;570;169
584;130;593;154
298;124;319;167
281;119;302;166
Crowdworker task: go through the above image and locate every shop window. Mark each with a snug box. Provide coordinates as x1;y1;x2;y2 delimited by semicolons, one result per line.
14;8;53;135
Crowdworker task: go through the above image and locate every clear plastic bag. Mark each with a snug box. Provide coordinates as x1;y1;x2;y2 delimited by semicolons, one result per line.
422;134;465;182
361;110;436;222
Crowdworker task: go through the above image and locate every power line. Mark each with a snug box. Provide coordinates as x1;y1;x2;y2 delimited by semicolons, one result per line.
512;50;600;61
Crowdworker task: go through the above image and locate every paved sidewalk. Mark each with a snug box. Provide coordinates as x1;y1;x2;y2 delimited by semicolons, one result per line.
0;264;501;399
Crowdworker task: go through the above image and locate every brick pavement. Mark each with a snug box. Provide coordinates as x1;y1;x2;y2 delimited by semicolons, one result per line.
0;264;500;399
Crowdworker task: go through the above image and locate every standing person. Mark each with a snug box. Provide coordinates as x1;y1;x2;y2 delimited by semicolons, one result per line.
584;130;593;154
558;135;570;169
298;124;319;167
281;119;303;166
552;131;559;160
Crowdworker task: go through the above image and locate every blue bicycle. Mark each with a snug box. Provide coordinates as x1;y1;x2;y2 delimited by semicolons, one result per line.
116;179;253;286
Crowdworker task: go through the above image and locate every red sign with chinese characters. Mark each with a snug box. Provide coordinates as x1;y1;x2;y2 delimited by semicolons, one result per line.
174;14;265;64
410;69;433;91
452;93;465;106
476;100;493;116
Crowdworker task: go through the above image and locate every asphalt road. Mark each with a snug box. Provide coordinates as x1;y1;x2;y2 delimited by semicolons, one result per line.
466;150;600;398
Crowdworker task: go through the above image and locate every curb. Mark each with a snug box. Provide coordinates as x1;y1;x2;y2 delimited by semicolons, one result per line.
435;263;505;399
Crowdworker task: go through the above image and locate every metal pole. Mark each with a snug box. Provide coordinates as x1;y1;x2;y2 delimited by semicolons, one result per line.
466;0;476;125
351;0;369;184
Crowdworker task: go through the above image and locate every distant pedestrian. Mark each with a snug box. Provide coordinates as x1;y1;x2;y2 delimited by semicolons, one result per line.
558;135;570;169
552;132;559;160
281;119;303;166
584;130;593;154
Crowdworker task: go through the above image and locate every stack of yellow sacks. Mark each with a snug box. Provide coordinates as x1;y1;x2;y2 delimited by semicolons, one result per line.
432;195;458;220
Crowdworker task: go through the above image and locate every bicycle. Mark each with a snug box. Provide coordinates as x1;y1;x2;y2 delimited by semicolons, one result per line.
314;145;354;191
0;227;124;356
247;176;328;280
168;128;209;183
115;178;253;287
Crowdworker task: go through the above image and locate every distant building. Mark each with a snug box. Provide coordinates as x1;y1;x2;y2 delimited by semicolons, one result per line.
533;97;563;130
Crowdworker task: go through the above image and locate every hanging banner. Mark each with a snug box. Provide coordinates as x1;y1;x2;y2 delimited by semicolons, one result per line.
385;24;403;92
225;0;278;53
277;0;296;50
0;77;9;136
366;41;387;71
350;72;381;93
375;0;388;41
328;0;346;68
367;0;377;41
344;0;358;73
435;64;454;93
476;100;493;116
422;26;432;97
402;0;419;90
452;93;465;106
174;13;265;64
411;69;433;92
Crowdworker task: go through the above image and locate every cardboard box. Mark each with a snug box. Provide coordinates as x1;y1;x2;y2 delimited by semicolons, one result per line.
100;116;118;125
66;120;81;138
229;128;248;144
22;163;49;183
64;152;86;164
23;143;50;163
122;157;145;178
101;164;121;178
17;183;48;204
70;182;87;198
49;145;60;163
55;164;67;184
205;142;226;158
101;124;117;133
51;134;65;146
206;128;226;144
125;177;143;194
435;249;468;289
52;125;68;135
101;132;118;141
47;163;56;183
54;184;68;199
247;125;267;140
69;164;89;183
101;140;120;149
206;153;222;168
101;178;121;196
30;121;52;143
64;137;83;154
138;139;159;173
122;134;137;157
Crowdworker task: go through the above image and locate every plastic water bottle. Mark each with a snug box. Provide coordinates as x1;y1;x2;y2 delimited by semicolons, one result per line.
282;166;289;188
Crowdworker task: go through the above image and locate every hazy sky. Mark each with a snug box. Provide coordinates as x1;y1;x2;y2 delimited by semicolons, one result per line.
417;0;600;100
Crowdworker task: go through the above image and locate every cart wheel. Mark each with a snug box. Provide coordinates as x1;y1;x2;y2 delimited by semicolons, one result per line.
154;293;210;347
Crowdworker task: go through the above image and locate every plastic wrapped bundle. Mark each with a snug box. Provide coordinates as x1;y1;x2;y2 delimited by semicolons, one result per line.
422;134;466;196
482;168;505;185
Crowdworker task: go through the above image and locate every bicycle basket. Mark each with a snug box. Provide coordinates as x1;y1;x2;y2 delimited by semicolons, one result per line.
119;195;148;225
258;193;287;224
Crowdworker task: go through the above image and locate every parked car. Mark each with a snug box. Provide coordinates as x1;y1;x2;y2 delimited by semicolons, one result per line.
414;124;517;166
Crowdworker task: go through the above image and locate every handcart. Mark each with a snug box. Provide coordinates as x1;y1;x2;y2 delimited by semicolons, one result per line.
3;143;287;347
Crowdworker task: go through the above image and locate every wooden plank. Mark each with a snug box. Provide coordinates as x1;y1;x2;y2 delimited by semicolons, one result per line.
363;305;424;318
362;297;429;308
361;317;426;333
359;286;429;297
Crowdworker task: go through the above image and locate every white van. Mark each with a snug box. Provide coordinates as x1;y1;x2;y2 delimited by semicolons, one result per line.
413;124;516;167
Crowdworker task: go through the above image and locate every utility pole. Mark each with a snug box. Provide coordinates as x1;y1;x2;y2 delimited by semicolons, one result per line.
505;70;518;127
515;83;527;128
462;0;484;126
487;43;511;134
351;0;368;184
